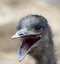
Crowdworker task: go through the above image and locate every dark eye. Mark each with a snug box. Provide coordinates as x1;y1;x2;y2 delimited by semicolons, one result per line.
36;26;40;30
34;25;42;31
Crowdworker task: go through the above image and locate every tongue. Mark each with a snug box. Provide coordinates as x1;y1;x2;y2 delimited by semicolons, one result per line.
23;43;29;50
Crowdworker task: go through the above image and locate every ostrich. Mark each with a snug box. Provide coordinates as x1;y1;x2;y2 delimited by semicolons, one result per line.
11;15;56;64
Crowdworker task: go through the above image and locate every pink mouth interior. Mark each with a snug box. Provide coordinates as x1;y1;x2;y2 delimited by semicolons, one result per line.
23;35;41;50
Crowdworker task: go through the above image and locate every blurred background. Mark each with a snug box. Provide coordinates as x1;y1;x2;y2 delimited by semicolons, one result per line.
0;0;60;64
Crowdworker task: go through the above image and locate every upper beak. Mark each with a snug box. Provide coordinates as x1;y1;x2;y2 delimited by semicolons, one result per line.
11;28;29;39
11;32;20;39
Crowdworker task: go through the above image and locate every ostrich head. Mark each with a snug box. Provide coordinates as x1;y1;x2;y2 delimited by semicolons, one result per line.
11;15;56;64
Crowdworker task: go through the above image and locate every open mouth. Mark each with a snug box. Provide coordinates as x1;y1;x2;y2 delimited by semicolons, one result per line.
18;34;42;62
22;35;41;51
11;28;43;62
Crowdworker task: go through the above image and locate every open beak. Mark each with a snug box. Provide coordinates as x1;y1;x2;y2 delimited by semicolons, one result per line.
11;28;43;62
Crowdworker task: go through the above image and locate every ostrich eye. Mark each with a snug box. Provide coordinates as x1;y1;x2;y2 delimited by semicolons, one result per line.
36;26;40;30
34;25;42;32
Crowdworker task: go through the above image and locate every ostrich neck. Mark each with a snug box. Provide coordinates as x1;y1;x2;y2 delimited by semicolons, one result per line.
29;37;56;64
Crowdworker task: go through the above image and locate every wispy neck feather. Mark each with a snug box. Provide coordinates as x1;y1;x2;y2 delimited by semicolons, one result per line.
29;26;56;64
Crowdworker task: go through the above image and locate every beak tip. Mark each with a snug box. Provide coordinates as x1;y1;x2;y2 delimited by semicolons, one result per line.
11;35;16;39
11;37;15;39
11;35;20;39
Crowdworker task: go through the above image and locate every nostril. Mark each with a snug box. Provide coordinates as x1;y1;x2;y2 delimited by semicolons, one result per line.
19;34;23;35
